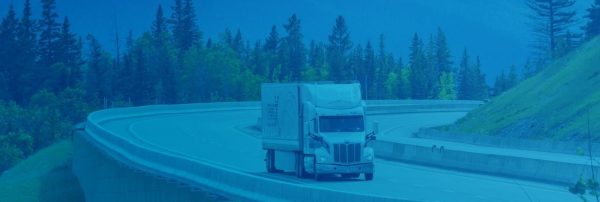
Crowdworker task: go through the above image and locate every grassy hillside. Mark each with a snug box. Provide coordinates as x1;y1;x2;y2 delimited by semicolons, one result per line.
0;140;84;202
445;37;600;141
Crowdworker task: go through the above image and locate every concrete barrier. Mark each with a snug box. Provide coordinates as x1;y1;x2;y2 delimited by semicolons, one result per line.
373;140;599;185
417;128;600;156
77;101;438;201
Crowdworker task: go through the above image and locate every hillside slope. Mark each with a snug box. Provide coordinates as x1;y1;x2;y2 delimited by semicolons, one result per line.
447;37;600;141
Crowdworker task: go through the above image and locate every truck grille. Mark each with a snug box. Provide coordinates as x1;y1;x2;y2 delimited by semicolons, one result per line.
333;143;361;163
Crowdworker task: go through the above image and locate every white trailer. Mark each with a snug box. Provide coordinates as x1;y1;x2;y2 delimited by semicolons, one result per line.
261;82;376;181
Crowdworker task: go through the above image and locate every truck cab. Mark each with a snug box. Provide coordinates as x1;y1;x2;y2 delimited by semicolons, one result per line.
262;82;376;181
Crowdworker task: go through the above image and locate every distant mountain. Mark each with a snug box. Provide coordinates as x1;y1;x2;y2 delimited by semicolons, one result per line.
0;0;592;81
446;37;600;141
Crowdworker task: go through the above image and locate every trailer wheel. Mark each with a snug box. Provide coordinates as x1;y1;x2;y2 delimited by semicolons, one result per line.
265;150;276;173
364;173;373;181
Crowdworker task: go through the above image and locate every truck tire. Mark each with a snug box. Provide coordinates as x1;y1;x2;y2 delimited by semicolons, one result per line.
266;150;276;173
364;173;373;181
295;153;307;178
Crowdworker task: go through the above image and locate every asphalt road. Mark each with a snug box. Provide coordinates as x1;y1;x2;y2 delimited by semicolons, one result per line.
99;108;581;201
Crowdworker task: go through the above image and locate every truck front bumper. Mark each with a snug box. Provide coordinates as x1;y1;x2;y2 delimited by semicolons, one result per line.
315;163;373;174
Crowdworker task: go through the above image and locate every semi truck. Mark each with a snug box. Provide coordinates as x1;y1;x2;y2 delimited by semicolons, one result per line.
261;82;377;181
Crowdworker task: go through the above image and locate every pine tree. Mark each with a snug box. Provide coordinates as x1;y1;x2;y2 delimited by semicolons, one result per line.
151;5;168;46
408;33;428;99
435;27;452;73
327;16;352;82
527;0;577;60
458;49;471;100
364;41;375;99
232;29;244;55
472;56;488;99
221;28;233;46
522;58;535;79
264;25;279;52
584;0;600;40
85;35;113;103
375;34;390;99
282;14;305;81
493;71;506;96
0;5;18;101
39;0;61;67
348;44;364;82
507;65;519;89
14;0;37;103
169;0;200;51
56;17;83;89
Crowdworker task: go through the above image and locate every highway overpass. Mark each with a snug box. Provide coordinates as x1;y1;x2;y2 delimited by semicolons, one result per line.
73;101;584;201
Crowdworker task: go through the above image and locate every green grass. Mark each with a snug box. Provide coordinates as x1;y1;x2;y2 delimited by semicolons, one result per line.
0;140;84;202
446;37;600;141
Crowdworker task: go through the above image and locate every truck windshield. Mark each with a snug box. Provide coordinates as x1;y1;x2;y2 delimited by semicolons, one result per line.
319;116;364;132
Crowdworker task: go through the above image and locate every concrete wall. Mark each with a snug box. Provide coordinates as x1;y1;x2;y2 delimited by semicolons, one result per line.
72;131;219;202
417;128;600;156
374;140;599;185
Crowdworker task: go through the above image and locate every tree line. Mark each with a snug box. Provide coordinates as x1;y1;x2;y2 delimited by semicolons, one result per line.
0;0;598;172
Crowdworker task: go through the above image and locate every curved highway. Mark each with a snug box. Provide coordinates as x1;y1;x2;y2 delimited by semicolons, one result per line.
84;102;580;201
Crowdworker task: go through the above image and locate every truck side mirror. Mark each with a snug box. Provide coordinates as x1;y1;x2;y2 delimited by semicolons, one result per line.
366;122;378;142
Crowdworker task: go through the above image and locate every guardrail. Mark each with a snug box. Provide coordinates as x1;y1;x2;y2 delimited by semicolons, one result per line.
75;100;480;201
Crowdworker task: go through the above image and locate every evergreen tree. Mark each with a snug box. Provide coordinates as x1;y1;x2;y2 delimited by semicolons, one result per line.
232;29;244;55
264;25;279;52
408;33;428;99
0;5;18;101
38;0;60;67
56;17;83;89
435;27;452;73
348;44;364;82
221;28;233;47
522;58;535;79
14;0;37;103
85;35;113;104
282;14;305;81
472;57;488;99
374;34;390;99
151;5;168;46
364;41;375;99
527;0;577;60
327;16;352;82
458;49;471;99
493;71;507;96
169;0;200;50
263;26;280;81
507;65;519;90
584;0;600;40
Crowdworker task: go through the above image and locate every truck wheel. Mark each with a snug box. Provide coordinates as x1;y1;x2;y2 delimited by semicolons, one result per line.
266;150;275;173
364;173;373;181
295;153;307;178
341;173;360;178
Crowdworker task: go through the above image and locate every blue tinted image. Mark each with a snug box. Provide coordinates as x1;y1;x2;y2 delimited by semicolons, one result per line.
0;0;599;201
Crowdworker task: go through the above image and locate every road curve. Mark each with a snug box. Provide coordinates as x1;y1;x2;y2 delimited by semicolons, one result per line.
84;101;580;201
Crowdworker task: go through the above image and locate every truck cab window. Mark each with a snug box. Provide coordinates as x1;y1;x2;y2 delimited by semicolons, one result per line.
319;116;364;132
